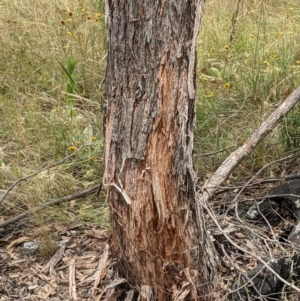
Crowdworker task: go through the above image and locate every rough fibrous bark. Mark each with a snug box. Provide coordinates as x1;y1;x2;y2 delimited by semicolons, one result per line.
103;1;216;299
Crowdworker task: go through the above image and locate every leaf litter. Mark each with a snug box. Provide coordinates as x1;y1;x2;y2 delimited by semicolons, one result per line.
0;226;114;301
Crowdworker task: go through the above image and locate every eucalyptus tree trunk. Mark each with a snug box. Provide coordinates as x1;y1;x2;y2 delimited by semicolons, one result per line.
103;1;216;299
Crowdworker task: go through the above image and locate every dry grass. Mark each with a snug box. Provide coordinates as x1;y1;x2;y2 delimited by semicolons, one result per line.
195;0;300;178
0;0;108;243
1;0;300;257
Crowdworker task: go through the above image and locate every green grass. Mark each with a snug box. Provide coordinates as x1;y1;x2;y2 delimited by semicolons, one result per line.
1;0;300;251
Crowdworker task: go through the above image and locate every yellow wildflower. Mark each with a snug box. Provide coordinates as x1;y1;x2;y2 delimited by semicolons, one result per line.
263;101;269;108
68;146;77;152
206;91;214;98
224;82;230;89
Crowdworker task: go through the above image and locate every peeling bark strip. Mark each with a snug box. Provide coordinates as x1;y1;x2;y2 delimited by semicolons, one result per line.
104;1;216;300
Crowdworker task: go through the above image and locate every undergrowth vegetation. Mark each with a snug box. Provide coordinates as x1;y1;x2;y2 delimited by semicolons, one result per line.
195;0;300;177
0;0;300;254
0;0;108;241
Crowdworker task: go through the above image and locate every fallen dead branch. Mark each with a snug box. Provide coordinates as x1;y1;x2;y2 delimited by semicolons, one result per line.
199;85;300;204
196;86;300;299
0;184;100;229
213;171;300;196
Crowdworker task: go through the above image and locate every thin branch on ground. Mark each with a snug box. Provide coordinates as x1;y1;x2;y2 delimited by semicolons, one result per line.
0;145;90;205
199;85;300;204
216;154;296;222
220;243;268;301
61;92;100;107
193;145;235;158
212;171;300;196
202;196;300;294
0;185;100;229
229;0;242;43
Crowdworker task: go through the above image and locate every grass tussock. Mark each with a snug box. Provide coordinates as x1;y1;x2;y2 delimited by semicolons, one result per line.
1;0;300;251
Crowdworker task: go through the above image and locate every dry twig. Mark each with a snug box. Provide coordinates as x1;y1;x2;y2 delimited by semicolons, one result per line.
0;185;100;229
0;144;91;205
69;258;78;301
